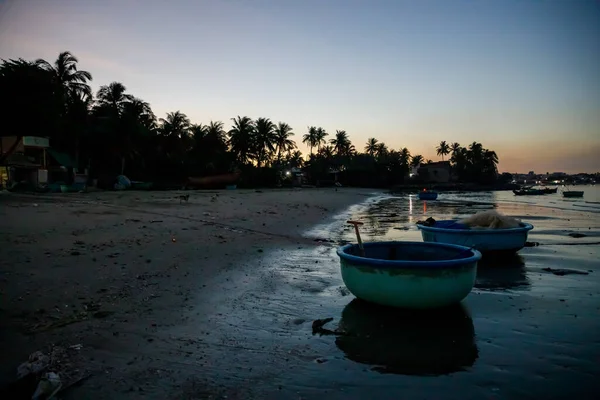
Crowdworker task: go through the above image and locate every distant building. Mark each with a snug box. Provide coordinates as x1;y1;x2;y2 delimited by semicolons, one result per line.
417;161;451;183
1;136;50;188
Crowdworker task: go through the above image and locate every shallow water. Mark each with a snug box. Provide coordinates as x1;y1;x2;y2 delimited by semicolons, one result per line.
174;189;600;399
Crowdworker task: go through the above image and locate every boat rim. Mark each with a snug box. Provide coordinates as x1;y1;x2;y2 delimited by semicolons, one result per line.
337;241;482;269
416;222;534;235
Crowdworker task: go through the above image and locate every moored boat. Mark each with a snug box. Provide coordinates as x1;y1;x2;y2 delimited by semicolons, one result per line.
336;241;481;309
418;190;438;200
513;188;546;196
562;190;584;198
416;221;534;254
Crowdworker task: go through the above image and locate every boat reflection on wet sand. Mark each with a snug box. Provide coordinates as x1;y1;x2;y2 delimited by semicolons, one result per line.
475;254;531;291
334;299;478;376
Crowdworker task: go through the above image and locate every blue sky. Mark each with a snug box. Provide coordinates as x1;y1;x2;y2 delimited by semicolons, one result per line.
1;0;599;173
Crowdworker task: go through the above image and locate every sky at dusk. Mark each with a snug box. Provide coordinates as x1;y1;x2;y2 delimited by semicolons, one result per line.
0;0;599;173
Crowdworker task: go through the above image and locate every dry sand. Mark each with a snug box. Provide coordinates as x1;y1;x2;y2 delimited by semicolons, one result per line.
0;188;377;398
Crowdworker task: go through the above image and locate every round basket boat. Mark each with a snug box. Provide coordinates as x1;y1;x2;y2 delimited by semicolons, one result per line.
336;241;482;309
418;191;438;200
416;222;534;254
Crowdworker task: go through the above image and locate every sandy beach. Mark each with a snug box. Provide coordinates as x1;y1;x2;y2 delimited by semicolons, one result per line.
1;187;599;399
0;188;377;398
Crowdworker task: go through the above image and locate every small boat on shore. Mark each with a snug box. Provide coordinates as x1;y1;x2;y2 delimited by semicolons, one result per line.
513;188;546;196
336;241;481;309
418;190;438;200
562;190;584;198
416;220;534;254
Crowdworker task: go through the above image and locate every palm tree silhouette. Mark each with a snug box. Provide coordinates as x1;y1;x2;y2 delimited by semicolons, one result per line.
303;126;318;155
254;117;277;167
330;130;352;156
228;116;255;164
36;51;92;98
96;82;134;116
365;138;379;156
411;154;424;168
315;127;328;151
436;140;450;161
274;122;296;163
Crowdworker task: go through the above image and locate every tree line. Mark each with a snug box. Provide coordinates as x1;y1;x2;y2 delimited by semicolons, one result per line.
0;51;500;187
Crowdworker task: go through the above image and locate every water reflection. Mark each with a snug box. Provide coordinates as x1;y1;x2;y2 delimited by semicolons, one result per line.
335;299;478;376
475;255;530;291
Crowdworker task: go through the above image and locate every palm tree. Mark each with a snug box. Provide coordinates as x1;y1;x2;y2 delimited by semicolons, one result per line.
254;117;277;167
375;142;388;159
399;147;411;167
122;98;156;130
303;126;318;155
315;127;328;151
364;138;379;156
330;130;352;156
274;122;296;163
483;149;499;176
228;116;255;164
36;51;92;98
468;142;484;160
205;121;226;145
0;59;63;164
286;150;304;169
319;145;335;159
159;111;192;162
118;97;156;173
96;82;133;116
411;154;424;168
436;140;450;161
450;142;461;155
159;111;191;138
189;123;207;142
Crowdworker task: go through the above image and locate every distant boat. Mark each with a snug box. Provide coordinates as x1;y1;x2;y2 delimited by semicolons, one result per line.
418;190;438;200
562;190;584;198
513;188;546;196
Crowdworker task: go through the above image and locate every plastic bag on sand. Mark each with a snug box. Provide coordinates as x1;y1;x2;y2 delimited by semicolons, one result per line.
32;372;62;399
459;210;521;229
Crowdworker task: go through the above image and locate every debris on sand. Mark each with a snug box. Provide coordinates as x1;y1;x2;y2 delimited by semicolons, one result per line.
10;345;90;399
312;318;347;337
32;372;62;399
312;318;334;335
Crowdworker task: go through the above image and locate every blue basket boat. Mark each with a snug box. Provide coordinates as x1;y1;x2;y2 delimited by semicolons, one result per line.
336;241;482;309
417;221;534;254
418;191;438;200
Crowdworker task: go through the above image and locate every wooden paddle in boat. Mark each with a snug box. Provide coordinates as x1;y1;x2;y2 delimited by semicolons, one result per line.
347;220;366;257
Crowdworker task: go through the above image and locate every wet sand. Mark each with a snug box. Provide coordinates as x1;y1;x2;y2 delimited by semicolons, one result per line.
1;187;599;399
